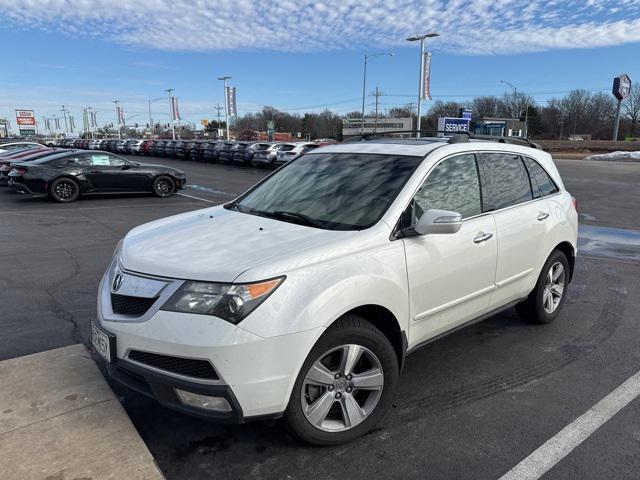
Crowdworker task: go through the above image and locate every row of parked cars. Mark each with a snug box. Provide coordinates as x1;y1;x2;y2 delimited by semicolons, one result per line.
54;138;324;169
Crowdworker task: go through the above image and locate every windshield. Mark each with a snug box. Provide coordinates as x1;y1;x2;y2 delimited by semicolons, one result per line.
230;152;422;230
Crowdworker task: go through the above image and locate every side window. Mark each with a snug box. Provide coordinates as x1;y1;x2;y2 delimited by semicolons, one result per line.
523;157;559;197
413;153;482;219
87;154;111;166
109;156;126;167
479;153;532;211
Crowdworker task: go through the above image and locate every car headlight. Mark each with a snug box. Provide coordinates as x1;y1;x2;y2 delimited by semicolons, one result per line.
160;277;284;324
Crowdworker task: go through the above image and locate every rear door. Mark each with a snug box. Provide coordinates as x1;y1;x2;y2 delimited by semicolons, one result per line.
478;152;553;307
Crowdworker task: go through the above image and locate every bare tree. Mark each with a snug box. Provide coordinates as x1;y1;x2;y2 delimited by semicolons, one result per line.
472;96;503;117
623;82;640;136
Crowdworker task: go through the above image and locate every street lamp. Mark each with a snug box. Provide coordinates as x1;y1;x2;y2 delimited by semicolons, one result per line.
217;76;232;140
112;100;121;139
500;80;528;138
360;53;393;135
164;88;176;140
148;97;165;136
406;32;439;138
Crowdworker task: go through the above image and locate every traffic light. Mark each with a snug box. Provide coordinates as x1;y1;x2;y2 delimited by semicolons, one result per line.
135;123;139;128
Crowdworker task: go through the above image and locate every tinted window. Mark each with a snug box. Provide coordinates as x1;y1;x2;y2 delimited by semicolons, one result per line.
234;153;422;230
523;157;559;198
413;154;482;219
479;153;532;211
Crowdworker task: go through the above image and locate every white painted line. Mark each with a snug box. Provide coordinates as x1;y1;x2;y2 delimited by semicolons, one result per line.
499;369;640;480
177;192;216;203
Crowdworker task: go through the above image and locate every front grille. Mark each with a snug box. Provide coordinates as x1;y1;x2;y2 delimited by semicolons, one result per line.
128;350;219;380
111;293;156;316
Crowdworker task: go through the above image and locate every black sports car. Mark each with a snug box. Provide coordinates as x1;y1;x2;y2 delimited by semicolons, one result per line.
8;149;186;202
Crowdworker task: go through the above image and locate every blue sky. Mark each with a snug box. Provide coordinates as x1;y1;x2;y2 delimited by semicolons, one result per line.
1;0;639;132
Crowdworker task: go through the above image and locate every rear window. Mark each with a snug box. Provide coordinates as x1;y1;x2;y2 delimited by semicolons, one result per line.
279;144;295;151
523;157;559;198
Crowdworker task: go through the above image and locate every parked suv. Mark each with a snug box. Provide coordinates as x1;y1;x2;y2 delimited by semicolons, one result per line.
274;142;319;167
93;137;577;446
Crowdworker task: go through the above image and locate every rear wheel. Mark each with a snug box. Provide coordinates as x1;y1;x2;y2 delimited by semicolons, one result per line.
152;175;175;198
516;249;570;324
49;177;80;203
284;315;399;446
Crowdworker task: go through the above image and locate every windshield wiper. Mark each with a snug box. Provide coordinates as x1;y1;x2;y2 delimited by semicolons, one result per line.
229;204;324;228
271;210;324;228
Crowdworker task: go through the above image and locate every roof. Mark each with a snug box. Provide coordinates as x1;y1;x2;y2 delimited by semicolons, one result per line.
317;139;447;156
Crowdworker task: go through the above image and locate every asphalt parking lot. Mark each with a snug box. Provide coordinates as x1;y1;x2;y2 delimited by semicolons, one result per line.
2;156;640;479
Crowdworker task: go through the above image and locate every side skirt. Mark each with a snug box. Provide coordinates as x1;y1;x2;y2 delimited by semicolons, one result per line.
405;298;526;357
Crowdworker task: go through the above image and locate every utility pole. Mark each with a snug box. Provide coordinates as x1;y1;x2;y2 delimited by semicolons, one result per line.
217;76;231;140
406;33;439;138
215;103;223;138
164;88;176;140
112;100;121;139
60;105;69;134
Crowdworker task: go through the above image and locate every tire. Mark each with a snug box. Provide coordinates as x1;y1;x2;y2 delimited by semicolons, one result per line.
152;175;175;198
284;315;399;446
516;249;570;324
49;177;80;203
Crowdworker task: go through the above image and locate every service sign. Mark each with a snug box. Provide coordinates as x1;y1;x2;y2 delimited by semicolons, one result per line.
612;74;632;101
437;117;470;137
15;109;36;135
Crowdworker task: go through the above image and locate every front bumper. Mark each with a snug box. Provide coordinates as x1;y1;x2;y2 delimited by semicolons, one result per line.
96;353;252;422
96;264;323;421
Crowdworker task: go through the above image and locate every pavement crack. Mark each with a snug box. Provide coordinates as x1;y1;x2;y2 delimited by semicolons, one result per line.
44;248;84;345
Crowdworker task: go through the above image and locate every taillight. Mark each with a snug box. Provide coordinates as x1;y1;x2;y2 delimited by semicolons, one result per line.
15;167;27;175
571;196;577;212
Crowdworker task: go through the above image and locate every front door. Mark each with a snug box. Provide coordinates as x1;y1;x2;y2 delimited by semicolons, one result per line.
403;153;498;348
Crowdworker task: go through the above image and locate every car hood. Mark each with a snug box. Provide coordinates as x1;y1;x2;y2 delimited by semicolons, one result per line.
120;206;356;282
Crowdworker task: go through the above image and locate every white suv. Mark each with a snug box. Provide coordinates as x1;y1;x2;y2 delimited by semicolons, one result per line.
92;136;578;445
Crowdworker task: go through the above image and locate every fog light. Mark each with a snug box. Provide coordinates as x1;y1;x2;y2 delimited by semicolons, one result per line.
175;389;232;412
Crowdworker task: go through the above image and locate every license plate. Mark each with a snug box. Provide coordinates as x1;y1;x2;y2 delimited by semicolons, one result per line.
91;321;114;363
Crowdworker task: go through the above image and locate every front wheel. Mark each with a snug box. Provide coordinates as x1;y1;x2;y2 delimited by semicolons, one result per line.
49;177;80;203
152;175;175;198
284;315;399;446
516;249;570;324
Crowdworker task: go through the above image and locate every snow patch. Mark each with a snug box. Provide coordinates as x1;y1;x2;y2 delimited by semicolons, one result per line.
584;151;640;162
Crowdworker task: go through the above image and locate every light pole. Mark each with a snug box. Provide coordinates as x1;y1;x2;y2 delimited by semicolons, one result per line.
217;76;232;140
148;97;165;137
360;53;393;135
112;100;121;139
501;80;528;138
164;88;176;140
407;33;439;138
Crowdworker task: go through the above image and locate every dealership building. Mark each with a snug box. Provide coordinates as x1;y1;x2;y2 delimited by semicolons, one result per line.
342;117;413;137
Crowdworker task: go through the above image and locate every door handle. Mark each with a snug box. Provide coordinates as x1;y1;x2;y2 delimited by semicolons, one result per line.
537;211;550;221
473;232;493;244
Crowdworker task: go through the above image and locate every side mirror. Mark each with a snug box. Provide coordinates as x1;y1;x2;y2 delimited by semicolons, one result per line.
413;209;463;235
121;164;132;170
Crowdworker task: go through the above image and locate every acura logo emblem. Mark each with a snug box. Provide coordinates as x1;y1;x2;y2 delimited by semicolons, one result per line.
112;273;123;292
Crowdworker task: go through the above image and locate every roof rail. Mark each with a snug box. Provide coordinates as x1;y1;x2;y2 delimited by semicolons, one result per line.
342;129;541;149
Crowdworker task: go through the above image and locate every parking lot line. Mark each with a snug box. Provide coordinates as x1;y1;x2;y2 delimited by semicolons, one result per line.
177;192;216;203
498;368;640;480
0;201;202;215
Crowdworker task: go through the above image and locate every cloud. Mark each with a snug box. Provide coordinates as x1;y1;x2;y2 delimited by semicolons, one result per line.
1;0;640;54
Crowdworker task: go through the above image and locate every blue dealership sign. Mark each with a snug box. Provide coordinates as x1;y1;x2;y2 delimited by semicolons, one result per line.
437;117;471;137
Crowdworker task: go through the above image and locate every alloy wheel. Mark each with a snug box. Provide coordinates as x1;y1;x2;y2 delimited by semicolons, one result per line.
543;261;565;314
155;179;171;196
55;181;76;200
300;344;384;432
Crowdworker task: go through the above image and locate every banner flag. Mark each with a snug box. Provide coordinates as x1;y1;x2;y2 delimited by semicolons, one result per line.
422;52;432;100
